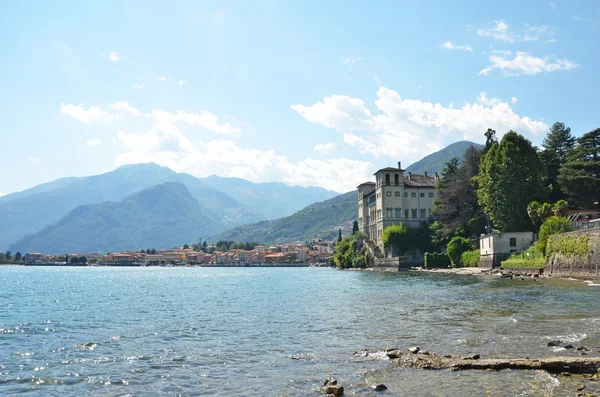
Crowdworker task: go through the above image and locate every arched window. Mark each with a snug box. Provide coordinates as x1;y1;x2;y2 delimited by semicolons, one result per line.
385;173;390;186
394;174;399;186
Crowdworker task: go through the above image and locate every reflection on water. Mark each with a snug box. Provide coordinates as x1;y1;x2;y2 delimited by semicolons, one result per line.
0;266;599;396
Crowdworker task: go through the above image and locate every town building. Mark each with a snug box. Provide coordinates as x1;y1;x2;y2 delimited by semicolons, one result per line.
357;162;438;252
479;231;534;268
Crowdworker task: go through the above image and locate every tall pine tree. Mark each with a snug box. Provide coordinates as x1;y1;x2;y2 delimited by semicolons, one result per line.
539;122;575;202
558;128;600;210
477;131;548;232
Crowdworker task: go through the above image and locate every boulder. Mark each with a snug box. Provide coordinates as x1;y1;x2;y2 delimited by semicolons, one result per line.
408;347;420;354
322;379;344;396
548;340;563;347
462;353;481;360
373;383;388;391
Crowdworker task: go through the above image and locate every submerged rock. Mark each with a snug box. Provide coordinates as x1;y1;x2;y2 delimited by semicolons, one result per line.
373;383;387;391
408;347;420;354
322;379;344;396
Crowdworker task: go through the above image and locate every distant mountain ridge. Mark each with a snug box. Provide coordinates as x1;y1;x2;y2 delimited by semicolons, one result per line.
405;141;483;175
10;182;221;254
0;163;337;250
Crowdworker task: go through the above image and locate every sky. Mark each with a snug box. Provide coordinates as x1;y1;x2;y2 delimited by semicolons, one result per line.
1;0;598;194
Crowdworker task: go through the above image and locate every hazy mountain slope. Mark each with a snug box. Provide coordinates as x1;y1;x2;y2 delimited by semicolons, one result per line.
405;141;484;175
0;163;262;250
201;175;338;220
10;182;223;254
211;191;357;244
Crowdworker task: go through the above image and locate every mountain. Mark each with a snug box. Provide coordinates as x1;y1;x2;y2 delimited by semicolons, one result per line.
10;182;222;254
201;175;339;220
405;141;484;175
211;191;357;244
0;163;262;250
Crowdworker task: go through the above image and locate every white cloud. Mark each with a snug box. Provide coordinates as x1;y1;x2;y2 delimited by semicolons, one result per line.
110;101;141;116
0;193;6;197
479;50;579;76
145;108;241;136
27;156;40;162
291;87;549;164
60;103;119;122
342;57;364;67
153;76;166;81
477;20;555;43
511;97;518;104
109;51;120;62
314;142;335;154
131;83;146;89
476;92;502;106
178;80;188;86
441;41;473;52
87;138;102;148
115;122;370;192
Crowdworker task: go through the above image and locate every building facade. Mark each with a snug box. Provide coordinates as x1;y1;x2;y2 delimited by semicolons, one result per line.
357;162;438;252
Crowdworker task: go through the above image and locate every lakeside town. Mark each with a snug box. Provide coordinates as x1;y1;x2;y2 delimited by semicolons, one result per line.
13;238;335;267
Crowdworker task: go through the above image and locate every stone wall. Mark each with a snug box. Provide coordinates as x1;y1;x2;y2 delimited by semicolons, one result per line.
546;228;600;279
373;257;401;271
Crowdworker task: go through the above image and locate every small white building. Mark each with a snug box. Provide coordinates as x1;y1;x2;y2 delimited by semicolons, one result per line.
479;231;534;268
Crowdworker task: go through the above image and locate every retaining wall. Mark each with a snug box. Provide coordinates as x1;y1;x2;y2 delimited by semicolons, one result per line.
546;228;600;279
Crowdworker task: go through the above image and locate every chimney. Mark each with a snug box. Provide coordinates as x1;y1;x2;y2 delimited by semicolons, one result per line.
398;161;402;170
424;171;428;178
434;172;439;181
408;172;412;180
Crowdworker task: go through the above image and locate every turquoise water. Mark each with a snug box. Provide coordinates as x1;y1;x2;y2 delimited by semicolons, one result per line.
1;266;599;396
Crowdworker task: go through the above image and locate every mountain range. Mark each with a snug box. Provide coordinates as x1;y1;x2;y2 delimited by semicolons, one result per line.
3;140;481;253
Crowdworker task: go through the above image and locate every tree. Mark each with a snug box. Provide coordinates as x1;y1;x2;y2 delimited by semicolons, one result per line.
558;128;600;210
539;122;575;202
5;251;11;261
447;236;474;266
553;200;569;218
476;131;548;232
337;228;342;243
382;224;408;256
183;244;190;250
537;216;572;255
352;220;359;234
527;201;542;231
15;252;22;262
333;237;357;269
432;146;485;242
483;128;497;154
141;249;146;253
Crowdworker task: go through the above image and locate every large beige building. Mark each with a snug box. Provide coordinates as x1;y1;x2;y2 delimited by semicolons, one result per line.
357;162;438;252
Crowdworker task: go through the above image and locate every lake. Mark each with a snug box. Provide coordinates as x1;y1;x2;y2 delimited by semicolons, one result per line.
1;266;599;396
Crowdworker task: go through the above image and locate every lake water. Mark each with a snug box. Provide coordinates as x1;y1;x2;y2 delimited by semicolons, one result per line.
1;266;599;396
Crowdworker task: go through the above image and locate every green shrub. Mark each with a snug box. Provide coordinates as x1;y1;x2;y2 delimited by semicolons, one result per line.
447;236;474;266
546;234;591;257
424;252;451;269
537;216;572;254
460;250;480;267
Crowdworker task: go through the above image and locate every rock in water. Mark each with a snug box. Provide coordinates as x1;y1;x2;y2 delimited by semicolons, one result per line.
408;347;420;354
548;340;563;347
374;383;388;391
322;379;344;396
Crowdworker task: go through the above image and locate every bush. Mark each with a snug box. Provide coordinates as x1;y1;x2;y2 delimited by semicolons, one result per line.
447;236;474;266
501;258;546;269
424;252;451;269
537;216;572;255
460;250;480;267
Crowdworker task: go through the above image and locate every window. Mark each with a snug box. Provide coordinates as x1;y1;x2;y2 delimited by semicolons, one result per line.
395;191;400;196
428;192;434;198
411;192;416;198
509;237;517;247
404;192;408;197
385;173;390;186
386;191;392;197
420;209;426;219
420;192;425;198
386;208;392;218
394;174;399;186
404;209;409;218
411;209;417;218
395;208;401;218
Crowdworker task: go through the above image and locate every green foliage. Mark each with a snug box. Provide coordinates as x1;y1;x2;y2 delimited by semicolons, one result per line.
382;224;407;248
424;252;451;269
546;234;591;257
212;191;357;244
405;140;483;175
553;200;569;218
476;131;548;232
338;229;342;242
15;252;22;262
537;216;573;255
352;220;359;234
460;250;480;267
432;145;486;241
539;122;575;202
447;236;474;266
558;128;600;209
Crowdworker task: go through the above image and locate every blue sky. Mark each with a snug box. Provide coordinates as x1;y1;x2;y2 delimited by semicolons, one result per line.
1;0;598;194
